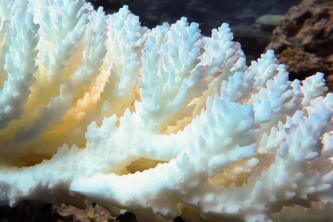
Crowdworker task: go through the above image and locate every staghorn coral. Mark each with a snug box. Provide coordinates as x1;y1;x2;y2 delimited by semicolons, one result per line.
0;0;332;221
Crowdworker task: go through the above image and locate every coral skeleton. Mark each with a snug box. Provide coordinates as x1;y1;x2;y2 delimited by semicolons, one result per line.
0;0;332;221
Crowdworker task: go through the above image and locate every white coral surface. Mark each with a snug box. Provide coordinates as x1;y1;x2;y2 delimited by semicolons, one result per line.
0;0;332;221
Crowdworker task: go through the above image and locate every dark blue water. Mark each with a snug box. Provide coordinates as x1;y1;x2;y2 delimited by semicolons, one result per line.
89;0;301;60
89;0;300;32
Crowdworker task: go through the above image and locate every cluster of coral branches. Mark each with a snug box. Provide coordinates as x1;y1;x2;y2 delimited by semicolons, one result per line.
0;1;332;222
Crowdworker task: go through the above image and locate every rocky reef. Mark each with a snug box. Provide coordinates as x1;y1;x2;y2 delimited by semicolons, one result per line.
267;0;333;89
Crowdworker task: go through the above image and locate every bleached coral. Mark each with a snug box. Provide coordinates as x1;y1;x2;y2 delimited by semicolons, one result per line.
0;0;332;221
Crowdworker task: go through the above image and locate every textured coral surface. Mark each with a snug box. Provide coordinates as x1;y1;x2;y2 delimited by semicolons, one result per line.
0;1;333;222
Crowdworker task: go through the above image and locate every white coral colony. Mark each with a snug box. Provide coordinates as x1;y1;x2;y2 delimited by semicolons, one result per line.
0;0;332;221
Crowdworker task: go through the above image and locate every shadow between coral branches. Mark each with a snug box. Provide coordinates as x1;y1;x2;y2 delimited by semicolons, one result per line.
0;200;186;222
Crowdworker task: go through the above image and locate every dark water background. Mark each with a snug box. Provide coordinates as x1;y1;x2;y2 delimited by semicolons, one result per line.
88;0;301;60
89;0;300;32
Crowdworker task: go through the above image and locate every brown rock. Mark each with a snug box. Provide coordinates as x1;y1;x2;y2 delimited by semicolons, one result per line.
276;47;323;79
267;0;333;89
